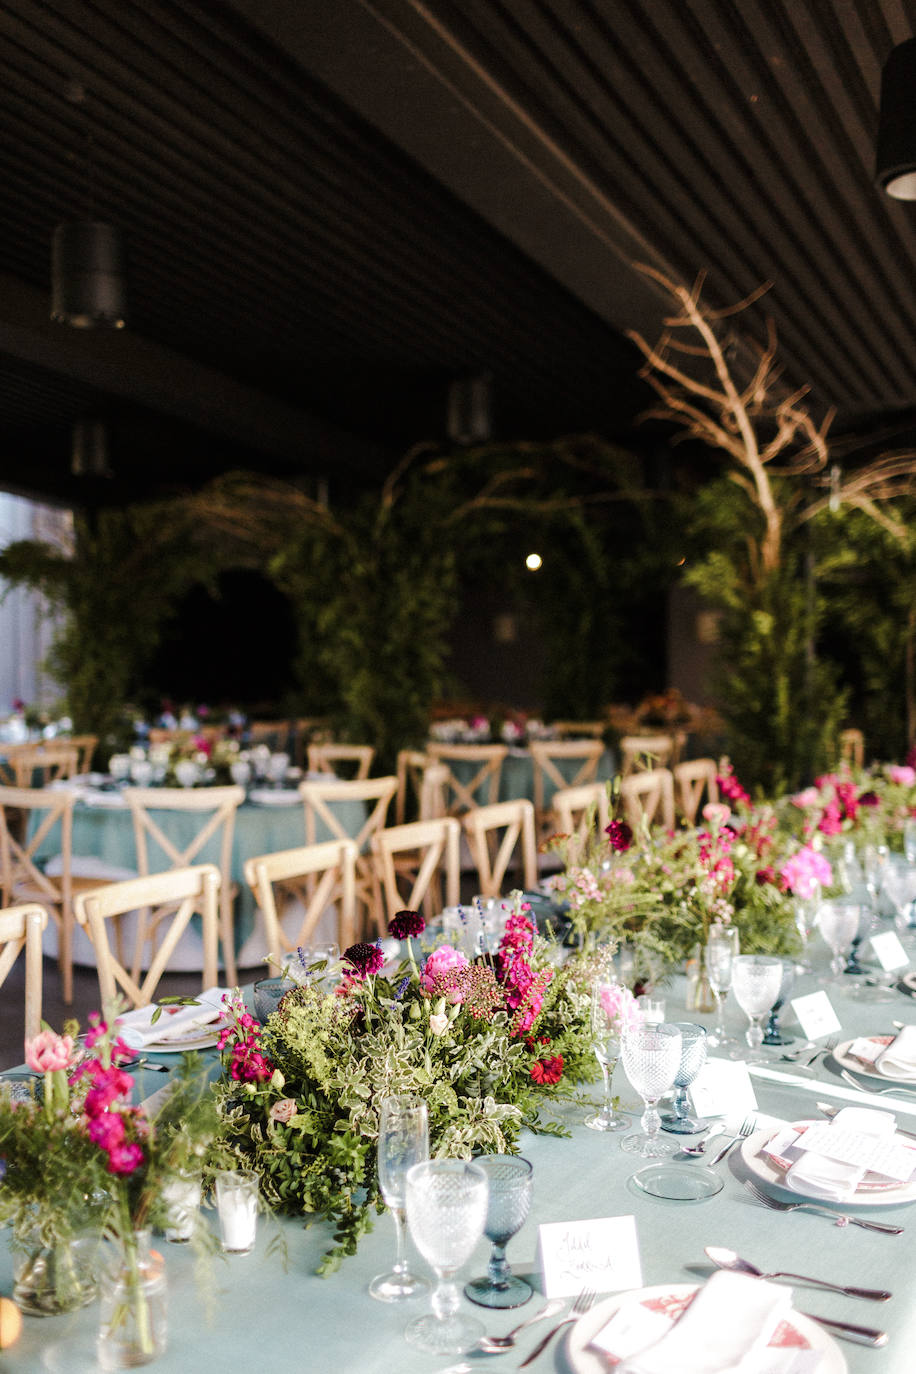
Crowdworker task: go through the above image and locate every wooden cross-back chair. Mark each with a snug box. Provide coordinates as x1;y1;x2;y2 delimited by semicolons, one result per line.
246;721;290;752
371;816;461;923
551;721;606;739
463;799;537;899
673;758;719;825
75;864;220;1009
551;782;611;851
67;734;98;774
123;785;245;986
425;743;507;816
0;785;79;1001
620;767;676;833
528;739;604;840
0;902;47;1047
8;743;80;789
839;728;865;770
244;839;359;956
395;751;449;825
307;742;375;780
619;733;681;777
299;775;398;938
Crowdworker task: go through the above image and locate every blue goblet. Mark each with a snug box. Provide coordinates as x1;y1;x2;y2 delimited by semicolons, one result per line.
464;1155;533;1309
660;1023;708;1134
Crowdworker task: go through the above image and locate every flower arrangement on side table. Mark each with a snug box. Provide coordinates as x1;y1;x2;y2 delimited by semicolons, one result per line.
210;895;599;1273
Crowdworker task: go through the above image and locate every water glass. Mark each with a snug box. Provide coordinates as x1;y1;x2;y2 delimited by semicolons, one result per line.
660;1023;707;1133
369;1094;430;1303
817;899;861;981
464;1155;533;1309
404;1159;489;1354
905;819;916;866
705;927;738;1049
585;982;629;1132
620;1023;683;1157
730;955;783;1050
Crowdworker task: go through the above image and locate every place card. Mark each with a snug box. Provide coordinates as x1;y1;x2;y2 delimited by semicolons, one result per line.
689;1057;757;1120
789;990;841;1041
869;930;910;971
537;1215;642;1298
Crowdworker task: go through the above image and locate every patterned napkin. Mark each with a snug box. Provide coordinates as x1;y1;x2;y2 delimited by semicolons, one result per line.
782;1106;897;1199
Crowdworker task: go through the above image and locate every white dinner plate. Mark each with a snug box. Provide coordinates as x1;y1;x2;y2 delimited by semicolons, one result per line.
899;971;916;994
142;1027;222;1053
832;1036;916;1085
564;1283;846;1374
740;1122;916;1206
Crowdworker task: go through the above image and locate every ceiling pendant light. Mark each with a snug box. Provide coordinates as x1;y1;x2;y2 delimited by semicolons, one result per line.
446;373;493;444
70;419;113;478
876;37;916;199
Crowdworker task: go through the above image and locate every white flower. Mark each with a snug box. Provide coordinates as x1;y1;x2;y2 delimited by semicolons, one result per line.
429;1013;449;1035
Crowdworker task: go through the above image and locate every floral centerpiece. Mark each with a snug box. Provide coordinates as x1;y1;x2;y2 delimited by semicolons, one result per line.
776;764;916;854
210;895;597;1273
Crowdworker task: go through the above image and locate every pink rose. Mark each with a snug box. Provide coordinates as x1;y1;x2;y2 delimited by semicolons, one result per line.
792;787;820;808
25;1030;74;1074
269;1098;298;1123
421;945;469;992
889;765;916;787
780;844;832;898
701;802;732;827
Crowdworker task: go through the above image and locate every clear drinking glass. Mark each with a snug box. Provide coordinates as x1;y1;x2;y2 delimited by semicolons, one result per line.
404;1159;489;1355
369;1095;430;1302
660;1023;708;1133
730;955;784;1051
863;844;890;914
885;866;916;939
793;879;822;972
585;982;629;1131
905;820;916;866
620;1023;683;1157
817;900;861;982
705;929;738;1049
464;1155;533;1309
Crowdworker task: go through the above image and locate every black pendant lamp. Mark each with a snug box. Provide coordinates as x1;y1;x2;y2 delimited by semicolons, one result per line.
876;37;916;199
446;373;493;445
70;420;113;478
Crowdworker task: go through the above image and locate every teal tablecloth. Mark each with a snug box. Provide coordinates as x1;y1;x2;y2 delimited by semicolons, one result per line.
3;960;916;1371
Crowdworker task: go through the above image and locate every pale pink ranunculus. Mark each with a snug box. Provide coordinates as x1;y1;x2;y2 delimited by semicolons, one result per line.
420;945;469;992
701;802;732;828
25;1029;74;1074
792;787;821;808
889;765;916;787
269;1098;298;1124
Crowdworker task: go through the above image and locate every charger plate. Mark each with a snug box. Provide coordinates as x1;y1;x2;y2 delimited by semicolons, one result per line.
740;1121;916;1206
832;1036;916;1086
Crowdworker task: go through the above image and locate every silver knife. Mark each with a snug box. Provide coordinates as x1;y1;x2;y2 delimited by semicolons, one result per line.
817;1099;916;1143
803;1312;888;1347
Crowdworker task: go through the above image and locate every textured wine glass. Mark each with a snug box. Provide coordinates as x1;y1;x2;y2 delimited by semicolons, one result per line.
885;866;916;939
730;956;783;1051
817;900;861;982
585;981;629;1131
863;844;890;914
620;1023;683;1157
368;1095;430;1302
761;960;795;1046
404;1159;489;1354
704;932;738;1050
464;1155;533;1309
660;1023;707;1134
793;880;822;973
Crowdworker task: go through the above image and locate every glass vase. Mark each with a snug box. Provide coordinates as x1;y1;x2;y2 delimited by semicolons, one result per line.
12;1227;98;1316
686;944;715;1013
97;1230;168;1370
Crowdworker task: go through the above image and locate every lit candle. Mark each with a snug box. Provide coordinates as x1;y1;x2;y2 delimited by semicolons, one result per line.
215;1170;259;1254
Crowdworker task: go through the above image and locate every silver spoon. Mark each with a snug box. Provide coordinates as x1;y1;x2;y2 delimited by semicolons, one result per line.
705;1246;891;1301
474;1296;565;1352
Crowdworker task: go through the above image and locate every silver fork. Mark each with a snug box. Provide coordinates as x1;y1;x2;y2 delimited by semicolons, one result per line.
838;1067;916;1097
743;1179;904;1233
796;1034;839;1068
705;1114;756;1165
519;1288;596;1367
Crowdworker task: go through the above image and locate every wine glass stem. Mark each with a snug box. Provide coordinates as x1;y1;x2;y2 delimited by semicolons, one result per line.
711;988;726;1040
487;1242;509;1289
431;1274;460;1323
596;1053;611;1119
745;1016;763;1049
641;1096;660;1140
671;1085;688;1121
391;1206;408;1277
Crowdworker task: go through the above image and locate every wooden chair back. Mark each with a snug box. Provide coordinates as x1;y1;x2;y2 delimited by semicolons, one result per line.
371;817;461;922
673;758;720;824
123;785;245;986
307;742;375;780
395;750;428;824
67;735;99;773
244;839;359;955
425;743;507;815
839;728;865;770
8;743;79;788
551;721;606;739
0;902;47;1046
619;734;677;776
528;739;604;838
620;767;676;832
247;721;290;752
463;799;537;898
0;785;76;1001
299;775;398;936
551;782;611;846
74;864;220;1008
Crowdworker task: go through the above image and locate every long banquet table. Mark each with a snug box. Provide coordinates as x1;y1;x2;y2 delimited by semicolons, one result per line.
3;966;916;1372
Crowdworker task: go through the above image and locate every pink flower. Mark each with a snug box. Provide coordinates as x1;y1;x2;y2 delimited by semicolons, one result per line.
780;845;832;898
792;787;820;808
599;983;643;1034
106;1141;145;1175
817;800;843;836
421;945;469;992
25;1029;74;1074
701;802;732;828
342;941;385;979
87;1112;126;1151
605;819;634;852
889;765;916;787
269;1098;298;1123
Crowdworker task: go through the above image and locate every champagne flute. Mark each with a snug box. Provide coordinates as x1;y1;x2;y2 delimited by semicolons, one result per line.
404;1160;489;1354
705;928;738;1050
368;1094;430;1302
817;900;861;983
730;955;783;1052
620;1023;682;1157
464;1155;533;1309
584;981;630;1131
793;879;821;973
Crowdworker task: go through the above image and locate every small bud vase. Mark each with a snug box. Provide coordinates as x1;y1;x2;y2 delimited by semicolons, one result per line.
12;1227;98;1315
97;1230;168;1370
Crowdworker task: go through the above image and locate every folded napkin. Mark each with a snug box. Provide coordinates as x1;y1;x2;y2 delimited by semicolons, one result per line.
593;1271;794;1374
116;987;230;1049
876;1025;916;1079
81;789;128;808
785;1106;895;1200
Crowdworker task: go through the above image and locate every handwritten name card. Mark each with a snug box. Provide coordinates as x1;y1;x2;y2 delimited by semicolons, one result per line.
537;1215;642;1299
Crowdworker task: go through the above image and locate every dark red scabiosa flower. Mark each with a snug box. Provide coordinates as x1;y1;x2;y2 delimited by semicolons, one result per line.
388;910;425;940
342;941;385;979
755;865;777;886
605;819;634;852
530;1054;564;1085
858;791;881;808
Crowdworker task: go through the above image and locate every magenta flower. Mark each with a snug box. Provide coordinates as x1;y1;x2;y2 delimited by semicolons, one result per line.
87;1112;126;1151
106;1141;145;1176
605;819;634;852
389;909;425;940
780;844;832;898
342;941;385;979
420;945;469;992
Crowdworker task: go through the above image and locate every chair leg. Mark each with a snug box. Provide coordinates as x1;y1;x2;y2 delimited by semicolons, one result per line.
60;901;73;1005
219;891;238;987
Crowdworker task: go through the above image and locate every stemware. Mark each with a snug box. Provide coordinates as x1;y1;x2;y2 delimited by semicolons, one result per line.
404;1159;489;1354
793;879;822;973
905;819;916;867
464;1155;533;1309
817;899;861;983
761;961;795;1047
660;1023;708;1133
368;1095;430;1303
730;955;783;1051
862;844;890;915
584;982;630;1132
705;927;739;1050
620;1023;683;1157
884;865;916;942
